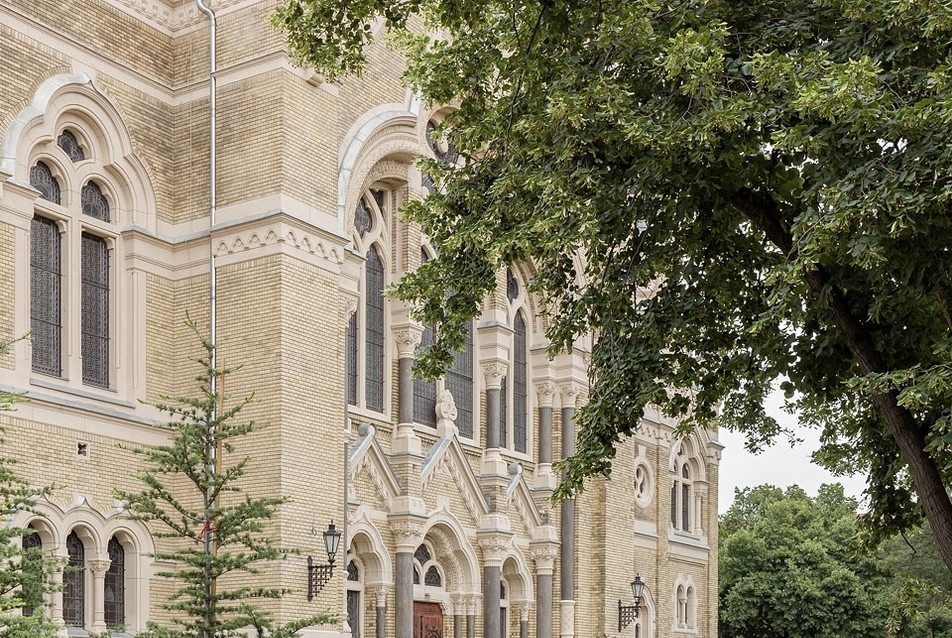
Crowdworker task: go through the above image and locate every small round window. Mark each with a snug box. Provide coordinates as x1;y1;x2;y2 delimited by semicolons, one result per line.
634;462;653;509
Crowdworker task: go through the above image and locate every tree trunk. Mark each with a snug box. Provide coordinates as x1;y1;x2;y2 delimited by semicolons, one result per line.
733;189;952;573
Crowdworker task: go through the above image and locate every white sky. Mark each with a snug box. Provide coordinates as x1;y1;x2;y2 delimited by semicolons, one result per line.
715;390;868;515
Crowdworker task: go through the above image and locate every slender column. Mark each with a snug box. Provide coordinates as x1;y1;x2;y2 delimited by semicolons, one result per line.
88;559;111;633
49;567;65;628
520;605;530;638
393;327;423;426
530;542;558;638
391;520;425;638
558;383;579;638
454;597;463;638
479;535;510;638
375;587;388;638
483;362;507;449
467;596;477;638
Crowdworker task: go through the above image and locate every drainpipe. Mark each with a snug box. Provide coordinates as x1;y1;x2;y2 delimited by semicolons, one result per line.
194;3;217;638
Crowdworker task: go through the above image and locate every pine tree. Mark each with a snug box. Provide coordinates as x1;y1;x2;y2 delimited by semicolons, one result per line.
116;325;335;637
0;336;57;637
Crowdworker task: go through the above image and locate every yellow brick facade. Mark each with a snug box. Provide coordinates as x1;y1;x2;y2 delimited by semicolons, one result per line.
0;1;721;637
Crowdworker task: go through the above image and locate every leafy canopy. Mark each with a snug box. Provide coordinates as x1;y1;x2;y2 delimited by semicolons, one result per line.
274;0;952;567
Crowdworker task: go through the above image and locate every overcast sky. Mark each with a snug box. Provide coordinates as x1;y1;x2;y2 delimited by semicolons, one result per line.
715;390;868;515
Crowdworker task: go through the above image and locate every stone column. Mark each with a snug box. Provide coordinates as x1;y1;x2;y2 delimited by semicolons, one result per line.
454;596;464;638
374;587;388;638
391;519;426;638
558;383;579;638
49;567;65;628
88;559;111;633
467;596;477;638
536;381;555;465
530;541;559;638
393;326;424;427
483;362;507;450
479;534;510;638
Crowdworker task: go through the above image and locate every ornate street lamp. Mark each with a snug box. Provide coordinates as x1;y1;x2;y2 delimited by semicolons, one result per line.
618;575;646;631
307;521;342;601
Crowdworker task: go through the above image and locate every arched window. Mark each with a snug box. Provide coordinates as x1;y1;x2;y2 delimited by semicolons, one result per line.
512;311;527;453
364;244;385;412
31;215;62;376
57;130;85;162
30;161;60;204
413;250;437;427
81;181;109;221
676;584;686;628
446;323;474;438
21;524;43;617
346;559;363;638
686;586;696;629
671;449;694;533
81;232;110;388
413;542;444;591
63;531;85;627
105;537;124;628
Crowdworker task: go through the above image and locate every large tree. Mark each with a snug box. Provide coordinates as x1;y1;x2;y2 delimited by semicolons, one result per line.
719;484;885;638
273;0;952;568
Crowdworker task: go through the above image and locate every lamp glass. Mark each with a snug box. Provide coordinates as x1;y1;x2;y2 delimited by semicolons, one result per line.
631;575;645;601
323;521;341;560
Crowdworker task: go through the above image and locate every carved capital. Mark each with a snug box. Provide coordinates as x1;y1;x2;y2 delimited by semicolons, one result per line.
481;362;509;390
372;587;389;607
529;544;559;573
342;296;359;321
534;381;557;408
87;559;111;574
557;382;581;408
476;533;511;567
393;326;423;358
390;519;426;551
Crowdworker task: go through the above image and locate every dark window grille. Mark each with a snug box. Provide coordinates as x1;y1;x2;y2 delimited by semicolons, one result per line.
30;161;61;204
513;312;527;453
355;198;373;237
346;313;358;405
21;525;43;617
63;531;85;627
421;173;435;195
81;233;109;388
424;565;442;587
414;544;431;564
370;188;385;211
681;464;691;532
105;537;124;628
499;376;508;449
365;245;385;412
425;120;459;164
57;130;85;162
347;589;361;638
670;482;678;528
31;216;62;376
446;323;474;438
413;568;420;585
507;269;519;303
81;182;110;222
413;325;437;427
347;560;360;582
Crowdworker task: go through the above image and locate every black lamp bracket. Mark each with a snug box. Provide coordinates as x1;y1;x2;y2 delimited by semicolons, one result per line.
307;555;335;601
618;598;640;632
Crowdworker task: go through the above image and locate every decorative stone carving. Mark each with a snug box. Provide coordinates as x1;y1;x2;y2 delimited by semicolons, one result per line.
534;381;557;407
343;296;359;321
481;362;508;390
529;544;559;573
476;534;510;567
435;389;458;423
557;382;581;408
390;519;426;551
87;559;111;574
373;587;389;607
393;326;423;357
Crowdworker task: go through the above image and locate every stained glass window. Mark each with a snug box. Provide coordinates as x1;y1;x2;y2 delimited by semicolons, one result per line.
424;565;442;587
365;245;385;412
81;233;109;388
347;560;360;582
57;130;85;162
355;198;373;237
31;161;61;204
63;531;85;627
507;269;519;302
21;525;42;617
414;543;431;564
81;182;110;222
446;323;474;438
31;216;62;376
513;312;528;453
105;537;124;628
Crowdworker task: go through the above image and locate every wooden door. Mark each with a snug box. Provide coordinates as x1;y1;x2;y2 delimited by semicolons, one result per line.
414;601;443;638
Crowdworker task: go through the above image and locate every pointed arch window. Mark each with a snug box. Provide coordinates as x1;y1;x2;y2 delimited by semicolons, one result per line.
365;245;385;412
63;531;85;627
31;216;62;376
346;559;363;638
57;130;85;162
21;525;43;617
30;161;61;204
446;323;474;438
105;537;124;628
81;182;110;222
512;311;528;453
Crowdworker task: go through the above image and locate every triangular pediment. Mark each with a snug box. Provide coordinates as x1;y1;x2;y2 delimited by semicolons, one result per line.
421;434;489;524
350;427;400;510
507;469;544;535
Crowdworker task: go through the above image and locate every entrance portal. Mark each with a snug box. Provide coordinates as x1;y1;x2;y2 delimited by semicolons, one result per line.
413;601;443;638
